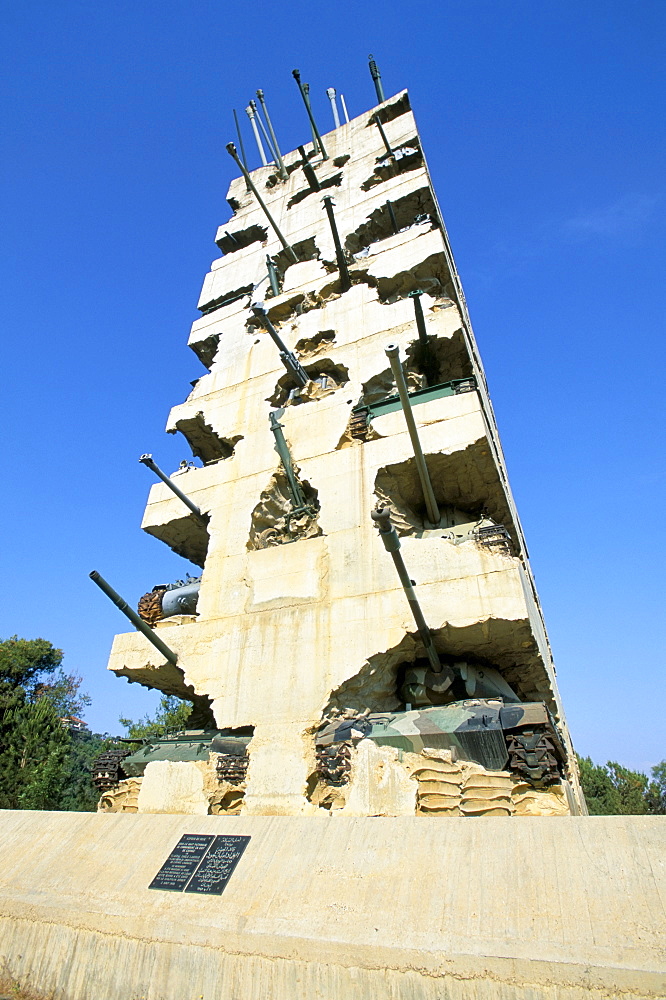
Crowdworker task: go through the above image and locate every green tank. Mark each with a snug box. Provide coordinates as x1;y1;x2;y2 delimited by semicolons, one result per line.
315;700;567;787
92;729;252;791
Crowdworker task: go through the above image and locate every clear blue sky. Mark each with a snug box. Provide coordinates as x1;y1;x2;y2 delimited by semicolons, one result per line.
1;2;664;771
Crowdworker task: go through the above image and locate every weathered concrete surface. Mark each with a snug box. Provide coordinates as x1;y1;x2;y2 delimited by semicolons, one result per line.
0;810;664;1000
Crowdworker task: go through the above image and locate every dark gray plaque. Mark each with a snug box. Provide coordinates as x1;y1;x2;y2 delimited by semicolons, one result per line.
185;835;250;895
148;834;214;892
149;833;250;895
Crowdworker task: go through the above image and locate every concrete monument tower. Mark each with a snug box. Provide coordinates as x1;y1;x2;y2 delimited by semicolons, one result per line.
2;63;663;1000
95;74;585;818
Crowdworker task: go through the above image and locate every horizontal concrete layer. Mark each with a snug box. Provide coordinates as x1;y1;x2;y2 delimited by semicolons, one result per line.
0;811;663;1000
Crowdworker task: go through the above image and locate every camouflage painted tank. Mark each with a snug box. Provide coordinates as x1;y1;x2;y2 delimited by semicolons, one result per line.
92;729;252;791
316;699;566;787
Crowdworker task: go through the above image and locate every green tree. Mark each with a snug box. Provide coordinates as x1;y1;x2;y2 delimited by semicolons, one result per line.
0;636;104;811
119;694;192;740
577;755;666;815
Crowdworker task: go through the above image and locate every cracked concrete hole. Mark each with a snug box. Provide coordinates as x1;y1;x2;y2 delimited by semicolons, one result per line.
171;412;242;465
368;92;411;125
361;139;423;191
376;252;453;303
216;224;268;255
198;284;253;316
344;187;437;256
287;171;343;209
143;511;210;569
293;329;336;360
360;330;473;409
268;359;349;408
323;619;552;721
373;445;516;545
247;470;322;550
272;236;320;282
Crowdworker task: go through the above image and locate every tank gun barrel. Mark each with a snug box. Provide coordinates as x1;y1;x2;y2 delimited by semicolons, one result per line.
292;69;328;160
139;454;206;524
89;570;179;665
371;508;453;687
269;411;307;509
225;143;298;263
252;304;309;387
368;54;385;104
384;344;441;527
322;195;351;292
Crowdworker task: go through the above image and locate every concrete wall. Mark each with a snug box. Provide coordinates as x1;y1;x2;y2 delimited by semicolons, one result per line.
0;810;664;1000
104;91;584;813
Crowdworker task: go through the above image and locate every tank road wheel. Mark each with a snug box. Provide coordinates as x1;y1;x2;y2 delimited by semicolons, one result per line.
91;748;133;791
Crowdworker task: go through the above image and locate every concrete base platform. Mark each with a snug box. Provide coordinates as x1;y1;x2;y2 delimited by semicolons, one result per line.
0;810;664;999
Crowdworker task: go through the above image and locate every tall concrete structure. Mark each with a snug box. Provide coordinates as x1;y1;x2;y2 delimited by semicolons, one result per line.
2;74;664;1000
99;85;586;818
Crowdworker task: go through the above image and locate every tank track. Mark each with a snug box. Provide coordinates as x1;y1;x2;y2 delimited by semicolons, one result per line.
316;741;352;786
92;748;133;791
216;753;249;785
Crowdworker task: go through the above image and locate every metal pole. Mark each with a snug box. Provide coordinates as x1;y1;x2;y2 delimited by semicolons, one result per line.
292;70;328;160
322;195;351;292
257;90;288;180
89;571;179;665
368;54;385;104
326;87;340;128
226;144;298;263
373;114;394;157
245;104;267;166
233;109;251;191
371;508;452;685
269;411;306;508
252;304;309;387
386;199;399;234
409;290;428;346
339;94;350;124
302;82;320;152
298;146;320;190
266;256;280;297
385;344;441;526
139;454;207;524
250;99;277;165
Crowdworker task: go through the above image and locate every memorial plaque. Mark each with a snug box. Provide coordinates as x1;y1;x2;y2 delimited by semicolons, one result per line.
184;835;250;895
149;833;250;895
148;834;214;892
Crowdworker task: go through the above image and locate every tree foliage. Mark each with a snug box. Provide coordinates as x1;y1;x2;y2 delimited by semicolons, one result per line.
0;636;106;811
577;755;665;815
119;694;192;740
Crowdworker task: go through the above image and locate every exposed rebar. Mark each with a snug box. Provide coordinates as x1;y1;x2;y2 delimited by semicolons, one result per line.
340;93;350;123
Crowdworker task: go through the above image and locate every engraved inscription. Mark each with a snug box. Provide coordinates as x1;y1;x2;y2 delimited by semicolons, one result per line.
149;834;214;892
149;834;250;895
185;835;250;895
